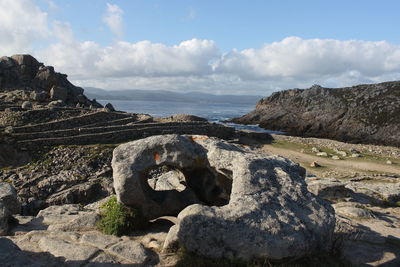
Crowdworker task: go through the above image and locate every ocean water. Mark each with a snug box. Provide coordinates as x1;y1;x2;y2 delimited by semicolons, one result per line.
98;99;283;134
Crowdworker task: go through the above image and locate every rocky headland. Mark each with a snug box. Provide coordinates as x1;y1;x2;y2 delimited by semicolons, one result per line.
0;54;399;266
232;82;400;147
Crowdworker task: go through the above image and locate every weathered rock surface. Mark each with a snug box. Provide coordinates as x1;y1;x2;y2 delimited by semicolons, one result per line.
333;207;400;266
113;135;335;261
159;114;208;122
0;237;58;267
0;145;114;215
0;54;101;108
0;201;10;235
3;201;155;266
21;100;32;109
112;135;208;220
306;178;352;201
232;82;400;147
304;175;400;266
0;182;21;214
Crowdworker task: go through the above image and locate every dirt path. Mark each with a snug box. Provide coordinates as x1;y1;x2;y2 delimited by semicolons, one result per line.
262;144;400;174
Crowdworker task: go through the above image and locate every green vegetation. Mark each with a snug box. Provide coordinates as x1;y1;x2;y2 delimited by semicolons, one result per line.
271;139;310;151
97;196;148;236
271;139;399;166
175;249;352;267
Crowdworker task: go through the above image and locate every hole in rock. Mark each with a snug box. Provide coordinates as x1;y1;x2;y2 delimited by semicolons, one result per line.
145;164;233;207
147;165;187;192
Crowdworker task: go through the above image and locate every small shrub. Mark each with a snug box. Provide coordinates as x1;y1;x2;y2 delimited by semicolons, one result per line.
97;196;148;236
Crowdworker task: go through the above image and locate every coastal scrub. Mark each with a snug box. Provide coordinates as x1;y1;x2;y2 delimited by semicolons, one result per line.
97;196;147;236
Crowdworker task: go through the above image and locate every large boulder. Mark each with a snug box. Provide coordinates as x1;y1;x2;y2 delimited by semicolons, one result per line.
112;135;336;261
112;135;208;220
30;90;48;102
49;86;68;102
0;183;21;214
21;101;32;110
0;201;10;235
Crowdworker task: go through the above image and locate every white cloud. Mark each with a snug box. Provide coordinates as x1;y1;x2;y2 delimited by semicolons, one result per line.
39;38;219;80
0;0;50;55
102;3;124;38
41;36;400;94
213;37;400;84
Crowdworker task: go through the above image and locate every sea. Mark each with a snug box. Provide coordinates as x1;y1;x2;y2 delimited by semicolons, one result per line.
97;99;284;134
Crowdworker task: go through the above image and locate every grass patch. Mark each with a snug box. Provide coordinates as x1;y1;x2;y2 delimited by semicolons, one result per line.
271;139;310;151
271;139;400;168
175;249;353;267
97;196;148;236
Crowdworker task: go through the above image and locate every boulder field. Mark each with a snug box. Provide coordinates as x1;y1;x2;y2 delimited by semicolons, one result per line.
232;82;400;147
0;134;399;265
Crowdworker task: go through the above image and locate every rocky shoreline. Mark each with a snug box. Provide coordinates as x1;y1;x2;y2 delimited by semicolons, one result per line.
232;82;400;147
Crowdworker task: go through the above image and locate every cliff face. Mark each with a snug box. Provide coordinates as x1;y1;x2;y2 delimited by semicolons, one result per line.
232;82;400;147
0;54;101;107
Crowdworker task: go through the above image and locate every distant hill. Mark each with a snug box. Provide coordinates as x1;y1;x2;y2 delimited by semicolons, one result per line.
84;87;262;105
232;81;400;147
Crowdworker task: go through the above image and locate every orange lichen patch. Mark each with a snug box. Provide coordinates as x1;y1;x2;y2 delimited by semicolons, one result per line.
153;152;160;161
190;136;209;142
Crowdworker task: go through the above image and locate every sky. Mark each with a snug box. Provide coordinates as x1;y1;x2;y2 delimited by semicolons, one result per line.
1;0;400;96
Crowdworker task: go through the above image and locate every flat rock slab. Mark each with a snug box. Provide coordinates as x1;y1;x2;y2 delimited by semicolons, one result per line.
306;178;351;200
36;204;82;225
107;240;149;265
38;236;99;264
80;233;121;249
346;181;400;205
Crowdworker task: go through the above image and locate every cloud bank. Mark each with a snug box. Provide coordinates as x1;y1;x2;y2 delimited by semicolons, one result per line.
1;0;400;95
0;0;50;55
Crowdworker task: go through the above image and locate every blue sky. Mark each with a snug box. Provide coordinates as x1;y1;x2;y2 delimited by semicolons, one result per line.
37;0;400;50
1;0;400;95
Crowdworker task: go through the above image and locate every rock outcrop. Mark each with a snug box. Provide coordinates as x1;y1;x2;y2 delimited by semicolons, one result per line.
232;82;400;147
113;135;335;261
0;145;114;215
0;183;19;235
1;202;158;266
0;183;21;214
0;201;10;235
0;54;101;108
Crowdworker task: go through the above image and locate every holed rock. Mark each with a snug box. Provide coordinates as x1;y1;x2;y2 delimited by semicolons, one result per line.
112;135;335;261
112;135;211;220
232;82;400;147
